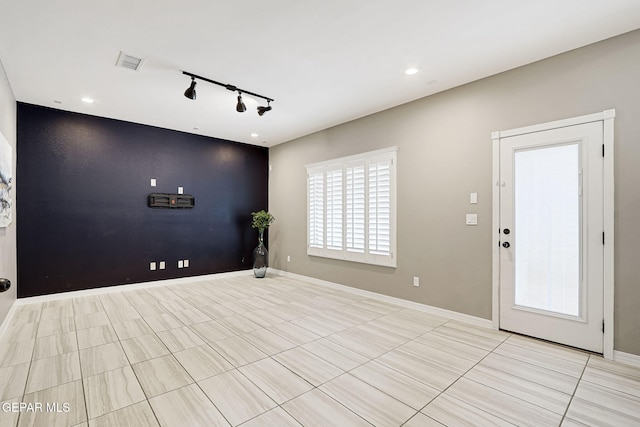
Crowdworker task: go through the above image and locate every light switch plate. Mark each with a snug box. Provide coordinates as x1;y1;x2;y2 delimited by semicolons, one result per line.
466;214;478;225
178;260;184;268
150;178;157;187
183;259;189;268
470;192;478;204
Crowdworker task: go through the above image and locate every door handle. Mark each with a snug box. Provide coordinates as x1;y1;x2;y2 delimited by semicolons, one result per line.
502;242;510;248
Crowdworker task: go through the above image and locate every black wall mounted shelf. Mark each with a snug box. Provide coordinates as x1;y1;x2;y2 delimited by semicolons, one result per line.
148;193;195;209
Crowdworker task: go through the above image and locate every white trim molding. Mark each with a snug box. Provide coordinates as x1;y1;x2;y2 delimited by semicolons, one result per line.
613;351;640;369
1;268;494;340
13;270;254;306
0;300;19;342
492;110;615;139
271;269;492;329
602;110;615;360
492;110;615;359
2;271;257;341
491;134;501;331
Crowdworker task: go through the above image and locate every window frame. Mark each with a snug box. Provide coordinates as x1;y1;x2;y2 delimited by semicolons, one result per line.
306;146;397;268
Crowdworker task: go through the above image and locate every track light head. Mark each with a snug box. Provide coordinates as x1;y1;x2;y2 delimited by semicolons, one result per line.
184;77;197;100
257;101;272;116
236;93;247;113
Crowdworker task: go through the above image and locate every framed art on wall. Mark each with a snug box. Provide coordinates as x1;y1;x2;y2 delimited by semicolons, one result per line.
0;131;12;227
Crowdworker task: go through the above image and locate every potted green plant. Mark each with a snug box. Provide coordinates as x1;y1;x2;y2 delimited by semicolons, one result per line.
251;210;275;278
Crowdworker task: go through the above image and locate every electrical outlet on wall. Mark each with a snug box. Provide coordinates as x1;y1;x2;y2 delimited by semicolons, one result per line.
150;262;156;271
413;276;420;287
287;255;291;262
184;259;189;268
466;214;478;225
178;260;184;268
159;261;165;270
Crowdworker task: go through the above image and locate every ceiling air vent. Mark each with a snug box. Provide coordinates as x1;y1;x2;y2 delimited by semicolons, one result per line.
116;52;144;71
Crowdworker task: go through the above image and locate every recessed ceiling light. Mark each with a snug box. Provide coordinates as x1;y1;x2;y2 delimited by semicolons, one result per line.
251;133;259;138
405;68;419;75
81;97;94;104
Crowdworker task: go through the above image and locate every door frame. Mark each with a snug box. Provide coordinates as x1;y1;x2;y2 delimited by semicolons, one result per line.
491;110;615;359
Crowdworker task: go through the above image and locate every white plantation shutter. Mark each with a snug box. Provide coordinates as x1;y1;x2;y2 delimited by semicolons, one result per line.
326;169;343;250
308;171;324;249
368;160;391;255
346;163;365;253
306;147;396;267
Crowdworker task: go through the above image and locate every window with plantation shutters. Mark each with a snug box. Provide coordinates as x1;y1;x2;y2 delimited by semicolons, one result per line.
306;147;397;267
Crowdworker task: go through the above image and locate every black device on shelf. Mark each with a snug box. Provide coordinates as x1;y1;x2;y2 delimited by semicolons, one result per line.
148;193;195;209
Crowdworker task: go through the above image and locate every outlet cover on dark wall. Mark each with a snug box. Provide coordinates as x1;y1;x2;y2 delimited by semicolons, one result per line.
16;103;268;297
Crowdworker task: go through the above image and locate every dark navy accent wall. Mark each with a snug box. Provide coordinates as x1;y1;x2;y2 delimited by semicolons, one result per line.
17;103;268;297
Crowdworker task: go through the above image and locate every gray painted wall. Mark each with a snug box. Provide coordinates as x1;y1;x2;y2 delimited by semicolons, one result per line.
269;29;640;356
0;58;16;325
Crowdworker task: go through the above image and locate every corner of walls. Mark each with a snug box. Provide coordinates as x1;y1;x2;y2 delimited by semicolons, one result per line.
0;56;18;326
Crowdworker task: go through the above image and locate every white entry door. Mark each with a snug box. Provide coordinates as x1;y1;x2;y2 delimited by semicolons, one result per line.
498;121;604;353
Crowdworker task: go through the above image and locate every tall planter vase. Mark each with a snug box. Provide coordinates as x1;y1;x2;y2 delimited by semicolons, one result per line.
253;230;268;278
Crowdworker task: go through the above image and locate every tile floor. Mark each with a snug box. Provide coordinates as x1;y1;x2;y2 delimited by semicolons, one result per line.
0;275;639;426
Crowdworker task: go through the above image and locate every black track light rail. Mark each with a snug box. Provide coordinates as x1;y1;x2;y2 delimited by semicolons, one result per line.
182;71;274;103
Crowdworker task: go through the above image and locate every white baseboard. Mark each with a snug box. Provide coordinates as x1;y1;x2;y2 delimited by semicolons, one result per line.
15;270;254;306
0;300;19;342
8;268;638;366
271;269;493;329
0;270;253;341
613;350;640;368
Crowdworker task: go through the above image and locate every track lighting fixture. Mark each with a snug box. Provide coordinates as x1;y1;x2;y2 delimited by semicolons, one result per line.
182;71;274;116
257;101;272;116
184;77;197;100
236;92;246;113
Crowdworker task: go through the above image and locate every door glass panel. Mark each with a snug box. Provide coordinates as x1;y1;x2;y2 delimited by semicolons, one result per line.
514;143;580;316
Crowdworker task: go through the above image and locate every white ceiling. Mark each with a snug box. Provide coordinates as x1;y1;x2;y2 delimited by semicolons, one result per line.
1;1;639;147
